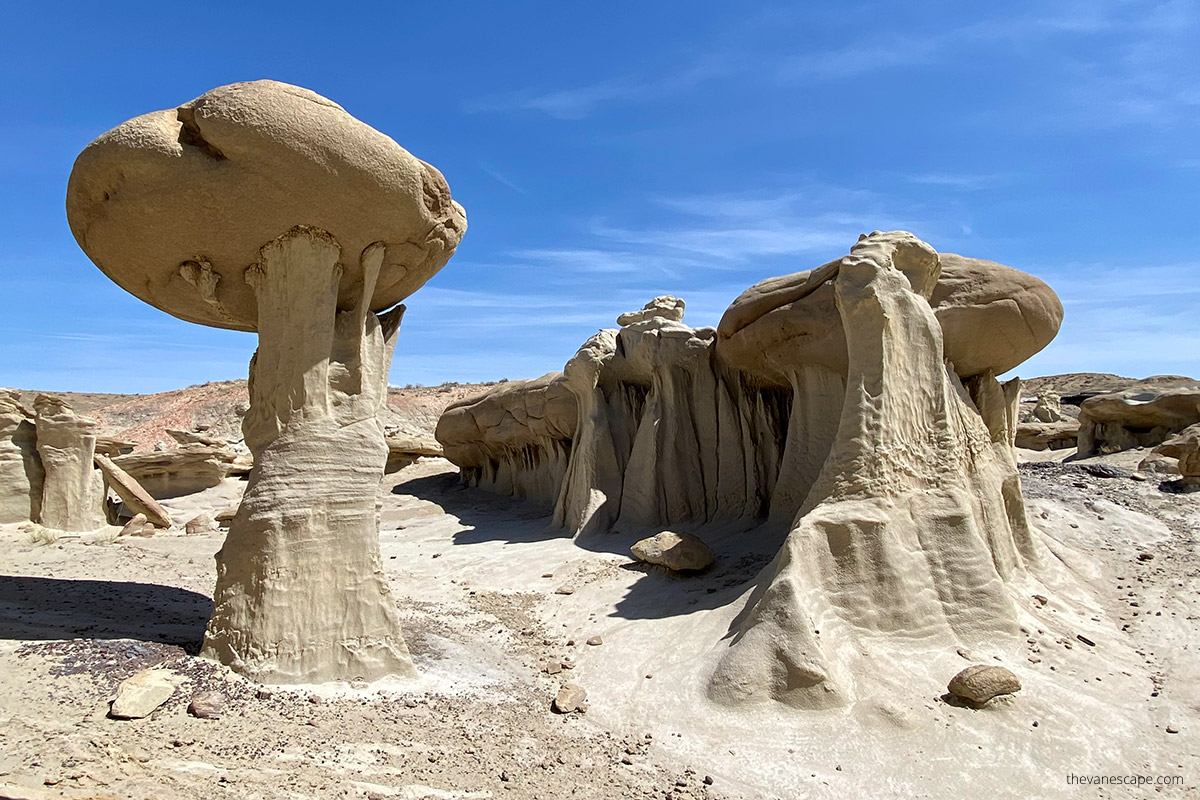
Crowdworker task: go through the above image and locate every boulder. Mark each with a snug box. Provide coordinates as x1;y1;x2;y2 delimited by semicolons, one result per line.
630;531;715;572
947;665;1022;705
109;669;176;719
1014;420;1079;451
185;513;218;535
118;513;156;537
187;690;226;719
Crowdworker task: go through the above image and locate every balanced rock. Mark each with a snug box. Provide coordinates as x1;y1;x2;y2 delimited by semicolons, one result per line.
68;80;465;684
630;531;715;572
947;665;1022;705
615;295;685;326
1077;388;1200;456
109;669;176;719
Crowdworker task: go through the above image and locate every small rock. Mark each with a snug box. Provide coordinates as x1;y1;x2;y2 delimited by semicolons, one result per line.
109;669;176;719
1032;594;1048;607
947;665;1021;705
552;683;587;714
185;513;218;535
586;635;603;646
629;531;715;572
1137;552;1154;562
554;586;575;595
543;661;563;675
1167;725;1179;734
187;691;225;719
256;687;275;700
118;513;154;537
560;657;576;670
1076;634;1096;647
1130;472;1148;482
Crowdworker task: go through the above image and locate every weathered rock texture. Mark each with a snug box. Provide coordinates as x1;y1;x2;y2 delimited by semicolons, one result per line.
1015;420;1079;451
947;665;1022;705
438;231;1060;708
0;392;43;524
436;373;577;506
33;395;106;531
110;443;241;499
1076;389;1200;456
67;80;465;684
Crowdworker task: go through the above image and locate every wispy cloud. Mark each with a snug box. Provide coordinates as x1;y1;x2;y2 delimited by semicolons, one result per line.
777;35;940;81
478;162;526;194
462;57;733;120
902;172;1008;191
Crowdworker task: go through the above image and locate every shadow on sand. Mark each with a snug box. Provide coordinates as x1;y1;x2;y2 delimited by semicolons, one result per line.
393;467;791;623
0;575;212;654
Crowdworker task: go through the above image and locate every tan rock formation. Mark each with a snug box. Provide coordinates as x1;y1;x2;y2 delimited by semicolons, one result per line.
1076;389;1200;456
1032;390;1062;423
1015;420;1079;451
110;443;240;499
384;434;443;474
708;232;1037;708
435;373;576;506
0;392;43;524
33;395;106;532
93;453;173;528
67;80;466;684
438;231;1058;709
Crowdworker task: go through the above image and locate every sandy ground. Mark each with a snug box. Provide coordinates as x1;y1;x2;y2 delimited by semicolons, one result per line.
1;454;1199;799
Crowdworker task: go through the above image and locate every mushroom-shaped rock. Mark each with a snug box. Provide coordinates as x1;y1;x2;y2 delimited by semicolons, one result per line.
717;246;1063;384
66;81;466;684
67;80;464;332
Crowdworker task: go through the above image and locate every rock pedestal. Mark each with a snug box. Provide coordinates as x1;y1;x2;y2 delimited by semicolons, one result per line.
200;228;415;684
0;392;43;524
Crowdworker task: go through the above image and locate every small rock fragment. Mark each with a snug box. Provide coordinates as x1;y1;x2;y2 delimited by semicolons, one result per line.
554;586;575;595
586;635;603;646
947;665;1021;705
552;683;588;714
1076;634;1096;647
118;513;155;537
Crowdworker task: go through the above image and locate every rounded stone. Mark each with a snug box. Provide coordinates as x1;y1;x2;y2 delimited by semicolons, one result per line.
947;664;1022;704
66;80;466;332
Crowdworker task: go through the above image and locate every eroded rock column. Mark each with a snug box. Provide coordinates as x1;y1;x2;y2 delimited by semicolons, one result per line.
200;227;415;683
33;394;105;531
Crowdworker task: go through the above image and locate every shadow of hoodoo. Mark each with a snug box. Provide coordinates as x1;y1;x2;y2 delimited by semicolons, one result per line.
0;575;213;653
435;231;1064;709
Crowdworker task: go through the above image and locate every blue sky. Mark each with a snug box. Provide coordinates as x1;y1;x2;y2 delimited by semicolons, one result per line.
2;0;1197;393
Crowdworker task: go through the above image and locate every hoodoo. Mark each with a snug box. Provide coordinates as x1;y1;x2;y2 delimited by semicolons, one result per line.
67;80;466;683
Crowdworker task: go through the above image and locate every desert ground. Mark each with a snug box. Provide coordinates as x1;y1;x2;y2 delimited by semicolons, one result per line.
0;378;1198;799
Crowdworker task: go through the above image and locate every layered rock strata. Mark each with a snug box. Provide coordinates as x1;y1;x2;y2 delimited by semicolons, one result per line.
33;394;106;531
